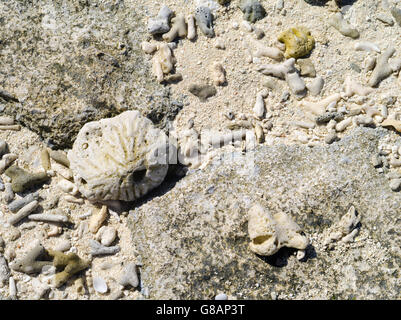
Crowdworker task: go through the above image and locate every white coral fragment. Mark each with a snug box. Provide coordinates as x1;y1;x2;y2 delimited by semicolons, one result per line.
368;47;396;87
323;206;361;249
253;90;268;120
67;111;170;202
141;41;158;54
152;43;176;83
342;75;374;98
247;204;309;256
187;14;197;40
210;62;226;86
258;58;306;99
328;12;359;39
251;39;283;61
298;93;341;116
354;41;380;53
162;15;187;42
257;58;296;79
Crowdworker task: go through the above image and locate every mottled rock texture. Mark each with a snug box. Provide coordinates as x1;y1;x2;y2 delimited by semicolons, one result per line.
0;0;181;149
129;127;401;299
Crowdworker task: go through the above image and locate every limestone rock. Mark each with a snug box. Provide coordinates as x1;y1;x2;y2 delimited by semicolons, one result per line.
0;1;181;149
129;127;401;299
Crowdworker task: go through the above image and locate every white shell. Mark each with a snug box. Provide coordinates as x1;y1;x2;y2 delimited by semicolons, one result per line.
68;111;170;202
93;276;108;294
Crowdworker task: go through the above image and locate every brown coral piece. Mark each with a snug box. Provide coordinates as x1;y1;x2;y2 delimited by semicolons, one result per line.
47;250;90;288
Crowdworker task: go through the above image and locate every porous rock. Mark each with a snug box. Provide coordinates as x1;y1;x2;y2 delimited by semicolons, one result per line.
0;1;181;149
129;127;401;299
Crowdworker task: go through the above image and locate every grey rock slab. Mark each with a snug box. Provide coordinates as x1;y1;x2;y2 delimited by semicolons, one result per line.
0;0;181;149
128;127;401;299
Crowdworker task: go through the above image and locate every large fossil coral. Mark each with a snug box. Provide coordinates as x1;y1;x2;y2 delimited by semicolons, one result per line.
67;111;170;202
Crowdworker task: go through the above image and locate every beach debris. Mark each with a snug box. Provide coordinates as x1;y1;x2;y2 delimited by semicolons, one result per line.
297;58;316;77
0;116;14;125
368;47;396;87
0;255;10;286
335;117;353;132
8;191;40;213
89;205;108;234
47;249;90;288
306;76;324;96
0;154;17;174
152;43;176;83
323;206;361;249
277;26;315;59
141;41;158;54
95;226;117;246
58;178;79;196
258;58;306;98
0;125;20;131
148;5;173;35
8;200;39;225
187;14;197;40
195;6;215;37
324;131;338;144
48;150;70;168
381;119;401;133
9;240;52;273
0;89;19;102
286;70;307;99
247;203;309;256
53;240;71;252
390;5;401;26
188;83;217;101
93;276;108;294
251;41;284;61
364;56;376;71
253;90;268;119
376;13;394;26
9;277;17;299
28;213;69;223
90;240;120;256
119;263;139;288
298;93;341;116
5;166;49;193
0;140;9;157
162;15;187;42
354;41;381;53
328;12;359;38
31;277;50;299
240;0;266;23
342;75;374;97
67;111;170;202
3;182;15;203
257;58;297;79
40;148;51;171
210;62;226;86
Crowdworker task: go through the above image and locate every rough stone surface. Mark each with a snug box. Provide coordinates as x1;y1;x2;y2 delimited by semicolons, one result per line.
0;0;181;149
129;127;401;299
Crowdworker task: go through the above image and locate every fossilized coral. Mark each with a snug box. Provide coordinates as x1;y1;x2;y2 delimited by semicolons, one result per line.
67;111;170;202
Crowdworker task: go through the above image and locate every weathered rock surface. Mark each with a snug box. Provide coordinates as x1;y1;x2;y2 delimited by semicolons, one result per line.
129;127;401;299
0;0;181;149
